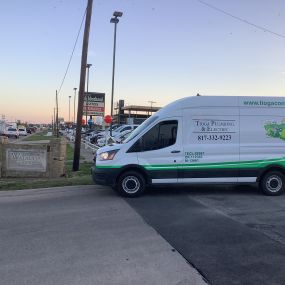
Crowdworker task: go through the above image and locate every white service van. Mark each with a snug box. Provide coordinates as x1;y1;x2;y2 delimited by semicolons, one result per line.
91;95;285;197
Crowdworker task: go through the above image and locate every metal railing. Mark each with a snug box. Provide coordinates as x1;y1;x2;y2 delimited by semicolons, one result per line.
82;138;99;152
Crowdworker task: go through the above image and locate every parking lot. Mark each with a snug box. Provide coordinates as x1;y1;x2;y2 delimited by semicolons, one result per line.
1;185;285;284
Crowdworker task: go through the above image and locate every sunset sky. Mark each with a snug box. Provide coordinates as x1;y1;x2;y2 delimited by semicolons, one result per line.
1;0;285;123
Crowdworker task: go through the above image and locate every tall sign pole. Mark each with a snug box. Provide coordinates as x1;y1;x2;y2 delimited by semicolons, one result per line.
73;0;93;171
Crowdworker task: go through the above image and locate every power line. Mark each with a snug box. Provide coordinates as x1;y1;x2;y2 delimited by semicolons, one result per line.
196;0;285;39
57;8;87;96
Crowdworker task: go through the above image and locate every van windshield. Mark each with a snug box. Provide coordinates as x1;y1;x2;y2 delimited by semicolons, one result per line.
124;116;158;143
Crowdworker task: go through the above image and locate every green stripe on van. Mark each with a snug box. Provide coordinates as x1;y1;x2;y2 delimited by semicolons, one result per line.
143;157;285;171
96;157;285;171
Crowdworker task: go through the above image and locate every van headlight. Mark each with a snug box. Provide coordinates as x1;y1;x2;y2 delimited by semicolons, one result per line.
98;149;119;161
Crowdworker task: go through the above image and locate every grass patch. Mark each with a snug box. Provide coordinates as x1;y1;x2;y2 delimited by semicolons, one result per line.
0;175;93;191
22;131;51;141
66;161;92;177
66;143;74;160
66;143;84;161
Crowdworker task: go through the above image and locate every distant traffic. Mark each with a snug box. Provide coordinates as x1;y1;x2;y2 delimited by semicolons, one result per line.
0;120;42;139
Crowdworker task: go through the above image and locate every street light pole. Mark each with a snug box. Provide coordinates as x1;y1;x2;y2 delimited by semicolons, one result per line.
86;63;92;126
110;11;123;136
73;87;77;124
68;95;71;122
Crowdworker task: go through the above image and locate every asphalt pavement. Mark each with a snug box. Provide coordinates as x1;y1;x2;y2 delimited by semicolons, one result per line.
127;186;285;285
0;186;206;285
2;184;285;285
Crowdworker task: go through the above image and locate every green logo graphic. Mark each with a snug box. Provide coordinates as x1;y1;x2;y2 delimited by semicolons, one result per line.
264;119;285;140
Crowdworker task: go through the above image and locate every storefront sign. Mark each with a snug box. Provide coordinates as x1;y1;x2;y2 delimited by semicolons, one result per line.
83;92;105;116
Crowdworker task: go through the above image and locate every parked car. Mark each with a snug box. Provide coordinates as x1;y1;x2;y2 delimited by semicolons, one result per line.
89;125;120;144
111;124;139;136
18;127;28;136
96;130;134;147
29;126;37;133
5;127;19;139
113;129;133;143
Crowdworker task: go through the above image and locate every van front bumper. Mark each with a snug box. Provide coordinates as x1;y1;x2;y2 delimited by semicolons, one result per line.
91;165;119;186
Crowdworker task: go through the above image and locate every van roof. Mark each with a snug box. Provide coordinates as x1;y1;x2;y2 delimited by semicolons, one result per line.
156;95;285;117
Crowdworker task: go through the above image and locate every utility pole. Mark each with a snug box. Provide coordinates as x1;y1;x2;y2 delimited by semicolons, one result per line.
73;0;93;171
56;90;59;138
53;107;56;135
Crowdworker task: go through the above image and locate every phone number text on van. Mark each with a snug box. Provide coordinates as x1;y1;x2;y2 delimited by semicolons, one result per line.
197;134;232;141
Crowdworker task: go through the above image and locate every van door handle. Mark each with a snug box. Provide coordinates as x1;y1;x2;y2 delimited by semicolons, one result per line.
171;150;181;153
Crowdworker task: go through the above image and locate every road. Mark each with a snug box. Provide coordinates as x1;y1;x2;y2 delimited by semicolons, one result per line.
1;184;285;285
0;186;205;285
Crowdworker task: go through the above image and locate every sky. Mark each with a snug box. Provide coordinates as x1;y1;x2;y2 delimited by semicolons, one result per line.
0;0;285;123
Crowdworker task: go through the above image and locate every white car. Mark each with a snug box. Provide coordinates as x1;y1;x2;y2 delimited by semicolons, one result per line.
111;124;139;136
5;127;19;139
96;130;133;147
113;129;132;143
18;127;28;136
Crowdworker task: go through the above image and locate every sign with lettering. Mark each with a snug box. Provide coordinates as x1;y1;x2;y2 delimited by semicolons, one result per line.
6;149;47;172
83;92;105;116
191;118;238;144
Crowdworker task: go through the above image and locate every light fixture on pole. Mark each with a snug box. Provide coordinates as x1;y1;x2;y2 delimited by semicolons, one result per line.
148;101;156;116
110;11;123;136
68;95;71;122
85;63;92;126
73;87;77;124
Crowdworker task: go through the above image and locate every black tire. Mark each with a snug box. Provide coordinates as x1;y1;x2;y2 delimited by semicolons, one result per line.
261;171;285;196
117;171;145;197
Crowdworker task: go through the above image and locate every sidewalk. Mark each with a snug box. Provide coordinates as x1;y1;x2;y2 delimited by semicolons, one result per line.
68;141;95;163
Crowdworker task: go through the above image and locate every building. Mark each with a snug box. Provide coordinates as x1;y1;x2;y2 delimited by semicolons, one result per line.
113;100;161;124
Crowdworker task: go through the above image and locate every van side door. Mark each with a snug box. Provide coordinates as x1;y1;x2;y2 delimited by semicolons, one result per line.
134;118;183;184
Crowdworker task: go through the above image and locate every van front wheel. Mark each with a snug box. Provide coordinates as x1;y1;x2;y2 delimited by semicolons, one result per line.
117;171;145;197
261;171;285;196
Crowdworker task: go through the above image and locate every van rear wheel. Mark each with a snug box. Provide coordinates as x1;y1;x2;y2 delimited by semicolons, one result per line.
117;171;145;197
261;171;285;196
